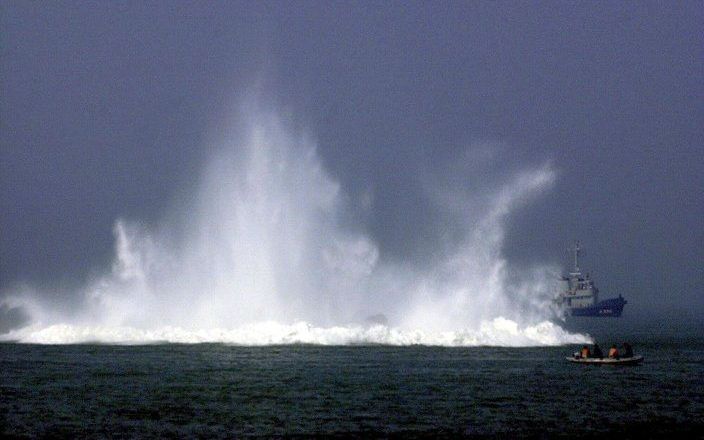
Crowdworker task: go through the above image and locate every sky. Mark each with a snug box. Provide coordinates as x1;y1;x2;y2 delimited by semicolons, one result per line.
1;1;702;330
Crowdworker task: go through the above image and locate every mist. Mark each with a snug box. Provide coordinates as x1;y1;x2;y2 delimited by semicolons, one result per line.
0;97;588;345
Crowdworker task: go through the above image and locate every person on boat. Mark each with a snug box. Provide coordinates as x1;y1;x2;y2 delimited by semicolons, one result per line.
592;343;603;359
608;345;620;359
622;342;633;358
580;345;590;358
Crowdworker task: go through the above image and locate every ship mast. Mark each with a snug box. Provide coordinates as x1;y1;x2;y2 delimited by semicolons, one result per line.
572;241;581;273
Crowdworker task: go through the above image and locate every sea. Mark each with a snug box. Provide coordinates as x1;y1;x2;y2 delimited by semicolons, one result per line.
2;325;703;439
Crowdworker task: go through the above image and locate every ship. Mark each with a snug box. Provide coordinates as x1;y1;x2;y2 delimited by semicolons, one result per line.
556;242;627;317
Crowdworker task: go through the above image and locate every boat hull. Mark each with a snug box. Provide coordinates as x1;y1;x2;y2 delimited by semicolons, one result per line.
569;296;627;317
566;355;643;366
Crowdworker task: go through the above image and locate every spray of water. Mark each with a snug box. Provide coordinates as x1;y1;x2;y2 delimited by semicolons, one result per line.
1;100;589;345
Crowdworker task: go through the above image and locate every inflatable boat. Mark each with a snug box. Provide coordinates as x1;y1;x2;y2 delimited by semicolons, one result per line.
567;355;643;365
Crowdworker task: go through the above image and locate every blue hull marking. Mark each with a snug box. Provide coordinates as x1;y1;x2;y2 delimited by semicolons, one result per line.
570;296;627;317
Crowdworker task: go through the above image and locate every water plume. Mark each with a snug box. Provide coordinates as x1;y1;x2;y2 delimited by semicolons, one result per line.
1;99;589;346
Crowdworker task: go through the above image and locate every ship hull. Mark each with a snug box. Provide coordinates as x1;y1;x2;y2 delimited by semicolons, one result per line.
569;296;627;317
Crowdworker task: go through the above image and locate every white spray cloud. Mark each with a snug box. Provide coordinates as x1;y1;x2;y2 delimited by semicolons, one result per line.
1;100;589;346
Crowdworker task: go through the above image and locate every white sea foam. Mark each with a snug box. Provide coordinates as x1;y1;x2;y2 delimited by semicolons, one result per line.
1;98;587;346
1;319;589;346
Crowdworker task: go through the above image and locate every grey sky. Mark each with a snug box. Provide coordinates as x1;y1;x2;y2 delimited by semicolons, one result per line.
1;1;702;321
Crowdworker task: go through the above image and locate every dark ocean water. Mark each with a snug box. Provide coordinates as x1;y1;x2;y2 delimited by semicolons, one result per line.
2;337;703;438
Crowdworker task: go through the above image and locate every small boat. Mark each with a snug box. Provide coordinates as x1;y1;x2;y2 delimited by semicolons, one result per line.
566;355;643;366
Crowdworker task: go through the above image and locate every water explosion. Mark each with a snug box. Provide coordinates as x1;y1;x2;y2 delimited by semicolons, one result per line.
1;102;589;346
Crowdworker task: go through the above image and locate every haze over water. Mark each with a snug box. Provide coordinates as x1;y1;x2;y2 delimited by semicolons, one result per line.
2;1;702;346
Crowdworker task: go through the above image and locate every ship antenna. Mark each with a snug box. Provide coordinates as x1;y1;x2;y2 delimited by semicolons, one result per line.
573;241;581;273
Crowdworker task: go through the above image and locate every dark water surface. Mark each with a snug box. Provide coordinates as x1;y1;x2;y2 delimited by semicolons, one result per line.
2;338;703;438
